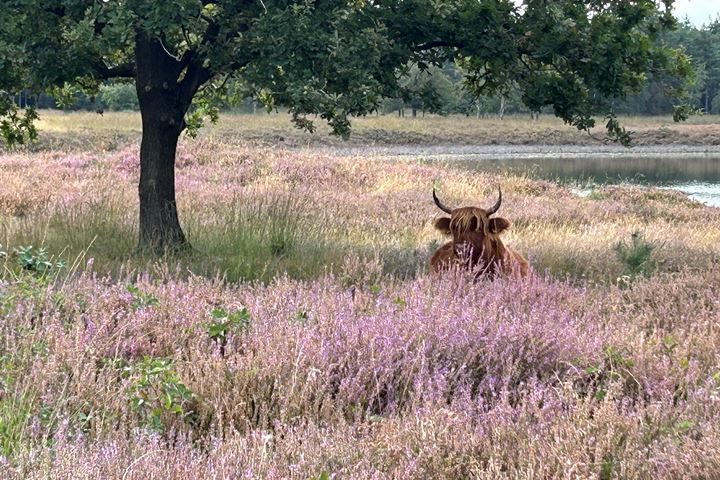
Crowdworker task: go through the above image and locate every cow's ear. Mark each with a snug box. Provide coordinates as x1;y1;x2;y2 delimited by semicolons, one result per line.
434;217;451;234
489;217;511;234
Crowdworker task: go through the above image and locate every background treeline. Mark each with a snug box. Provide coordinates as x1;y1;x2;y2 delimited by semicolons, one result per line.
12;18;720;117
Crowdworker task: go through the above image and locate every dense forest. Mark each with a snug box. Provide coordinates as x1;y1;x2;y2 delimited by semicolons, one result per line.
13;18;720;118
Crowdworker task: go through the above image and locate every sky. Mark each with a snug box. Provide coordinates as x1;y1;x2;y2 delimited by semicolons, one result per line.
673;0;720;26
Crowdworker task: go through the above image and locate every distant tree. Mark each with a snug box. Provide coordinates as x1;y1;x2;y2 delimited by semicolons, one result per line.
99;83;141;111
688;22;720;112
0;1;693;253
662;19;720;113
399;65;458;116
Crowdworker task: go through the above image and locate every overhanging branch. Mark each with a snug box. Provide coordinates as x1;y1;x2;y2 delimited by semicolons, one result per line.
179;54;252;110
92;60;135;80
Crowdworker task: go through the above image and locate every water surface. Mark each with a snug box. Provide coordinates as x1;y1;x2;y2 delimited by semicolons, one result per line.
360;146;720;207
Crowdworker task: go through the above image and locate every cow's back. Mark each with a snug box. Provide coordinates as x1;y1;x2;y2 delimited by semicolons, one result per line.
430;242;455;272
503;246;529;277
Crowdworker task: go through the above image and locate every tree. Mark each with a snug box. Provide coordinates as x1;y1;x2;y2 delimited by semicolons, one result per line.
100;83;141;111
0;0;692;253
398;64;458;116
671;18;720;113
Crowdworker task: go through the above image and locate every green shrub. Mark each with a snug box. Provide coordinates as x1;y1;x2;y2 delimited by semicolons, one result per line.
123;357;196;432
13;246;66;276
206;306;251;344
126;283;159;311
614;231;657;283
1;245;66;280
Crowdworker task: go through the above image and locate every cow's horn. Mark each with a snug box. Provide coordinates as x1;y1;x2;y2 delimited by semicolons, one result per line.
486;187;502;215
433;189;453;214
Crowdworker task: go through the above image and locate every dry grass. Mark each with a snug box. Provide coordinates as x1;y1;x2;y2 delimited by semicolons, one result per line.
30;110;720;151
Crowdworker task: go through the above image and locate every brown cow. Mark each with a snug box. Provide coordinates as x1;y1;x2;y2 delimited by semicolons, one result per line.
430;187;529;277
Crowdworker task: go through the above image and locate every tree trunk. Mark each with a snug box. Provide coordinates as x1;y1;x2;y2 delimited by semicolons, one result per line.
137;114;185;252
706;87;710;113
134;32;190;253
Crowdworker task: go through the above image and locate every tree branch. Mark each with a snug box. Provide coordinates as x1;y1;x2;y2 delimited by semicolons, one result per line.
177;7;255;107
179;55;252;110
177;17;223;105
92;60;136;80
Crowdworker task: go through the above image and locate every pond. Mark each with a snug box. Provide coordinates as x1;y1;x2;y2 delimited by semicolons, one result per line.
427;154;720;207
356;145;720;207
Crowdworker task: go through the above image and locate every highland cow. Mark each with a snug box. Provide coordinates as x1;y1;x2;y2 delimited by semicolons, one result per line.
430;187;529;277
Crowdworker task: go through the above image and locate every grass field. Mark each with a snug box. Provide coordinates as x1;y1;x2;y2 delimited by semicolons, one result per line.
32;109;720;150
1;114;720;478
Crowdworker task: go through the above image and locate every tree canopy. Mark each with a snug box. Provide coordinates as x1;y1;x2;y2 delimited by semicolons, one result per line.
0;0;693;251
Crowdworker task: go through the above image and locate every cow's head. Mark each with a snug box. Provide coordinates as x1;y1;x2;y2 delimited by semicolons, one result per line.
432;187;511;260
431;187;529;277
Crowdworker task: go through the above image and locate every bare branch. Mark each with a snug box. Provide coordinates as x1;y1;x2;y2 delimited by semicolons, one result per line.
159;38;183;62
92;60;135;79
181;25;193;48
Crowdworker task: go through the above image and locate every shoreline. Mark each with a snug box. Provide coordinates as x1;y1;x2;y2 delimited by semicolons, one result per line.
317;144;720;160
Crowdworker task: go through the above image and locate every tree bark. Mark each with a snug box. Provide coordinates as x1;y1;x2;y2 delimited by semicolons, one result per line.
137;114;185;252
134;32;189;253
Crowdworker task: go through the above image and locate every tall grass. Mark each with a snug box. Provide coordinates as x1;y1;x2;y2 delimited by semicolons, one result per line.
2;141;719;282
182;186;347;282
